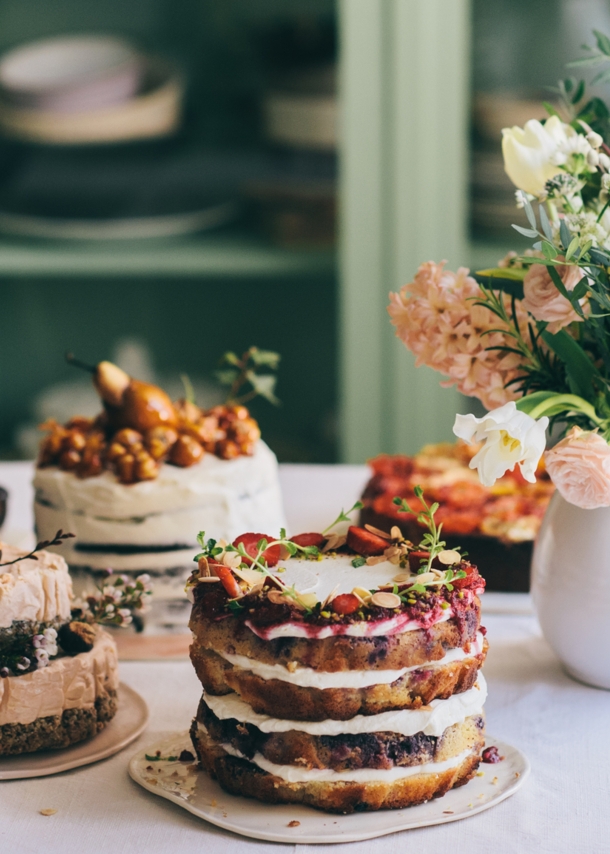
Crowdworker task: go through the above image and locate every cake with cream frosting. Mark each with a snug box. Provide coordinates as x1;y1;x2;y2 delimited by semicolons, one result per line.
33;356;286;629
187;501;487;813
0;543;119;755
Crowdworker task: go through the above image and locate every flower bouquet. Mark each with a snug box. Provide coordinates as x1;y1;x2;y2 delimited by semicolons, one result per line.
389;31;610;512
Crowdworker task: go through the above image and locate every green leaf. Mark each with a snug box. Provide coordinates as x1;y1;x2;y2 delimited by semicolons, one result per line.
249;348;281;369
215;368;239;387
565;236;580;260
245;371;280;405
543;101;561;118
351;557;366;568
539;205;553;241
220;351;241;367
512;224;539;238
572;79;585;104
594;29;610;56
474;266;526;282
523;198;537;230
542;241;558;260
540;328;601;401
559;220;572;250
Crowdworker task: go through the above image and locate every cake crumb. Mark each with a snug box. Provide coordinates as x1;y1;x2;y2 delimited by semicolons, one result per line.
476;771;485;777
287;820;301;827
39;809;57;816
491;777;499;785
515;772;520;778
477;794;485;800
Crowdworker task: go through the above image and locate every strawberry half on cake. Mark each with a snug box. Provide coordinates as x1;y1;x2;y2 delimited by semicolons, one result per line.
187;495;488;814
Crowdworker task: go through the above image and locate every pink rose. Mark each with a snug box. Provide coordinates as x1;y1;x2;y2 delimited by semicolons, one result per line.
545;427;610;509
522;259;585;334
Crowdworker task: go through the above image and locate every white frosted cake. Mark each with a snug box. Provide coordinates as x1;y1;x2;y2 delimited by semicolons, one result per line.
0;543;118;754
33;360;286;630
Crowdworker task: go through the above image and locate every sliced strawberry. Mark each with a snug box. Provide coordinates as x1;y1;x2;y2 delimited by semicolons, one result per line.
291;532;326;549
452;563;486;591
232;533;280;567
211;564;242;599
346;526;387;556
408;550;430;573
331;593;361;615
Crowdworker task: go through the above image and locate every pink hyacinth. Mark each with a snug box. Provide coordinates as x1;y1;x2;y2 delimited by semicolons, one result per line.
388;261;528;410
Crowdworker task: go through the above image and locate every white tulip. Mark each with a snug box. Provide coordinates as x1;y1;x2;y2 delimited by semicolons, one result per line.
453;402;548;487
502;116;568;196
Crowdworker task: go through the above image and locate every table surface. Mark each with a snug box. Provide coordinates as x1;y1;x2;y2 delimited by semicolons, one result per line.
0;461;607;854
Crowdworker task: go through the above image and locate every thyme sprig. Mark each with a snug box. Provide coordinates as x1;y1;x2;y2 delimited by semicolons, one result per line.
322;501;363;535
0;530;75;568
216;346;281;406
393;487;445;573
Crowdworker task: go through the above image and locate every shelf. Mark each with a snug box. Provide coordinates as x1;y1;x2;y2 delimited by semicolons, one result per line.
0;233;336;278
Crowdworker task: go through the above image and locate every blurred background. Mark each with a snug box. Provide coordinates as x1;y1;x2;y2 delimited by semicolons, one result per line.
0;0;608;464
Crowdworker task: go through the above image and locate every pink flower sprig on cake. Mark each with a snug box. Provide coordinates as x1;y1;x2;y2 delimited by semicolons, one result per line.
388;261;530;410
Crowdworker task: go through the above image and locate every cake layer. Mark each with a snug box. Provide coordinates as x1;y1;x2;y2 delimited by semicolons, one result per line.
0;628;118;726
197;693;484;771
200;675;487;738
0;690;117;756
191;723;483;813
0;543;73;629
34;439;286;571
190;608;481;678
192;634;486;720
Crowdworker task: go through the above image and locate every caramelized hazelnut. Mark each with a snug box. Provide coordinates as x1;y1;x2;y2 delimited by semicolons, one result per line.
175;399;202;423
215;439;241;460
135;450;158;481
169;434;204;467
66;416;93;431
77;452;103;478
116;453;136;483
59;449;81;470
64;430;87;451
114;428;143;448
106;442;126;462
144;426;178;460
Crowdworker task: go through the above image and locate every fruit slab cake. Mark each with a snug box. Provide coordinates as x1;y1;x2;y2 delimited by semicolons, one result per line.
33;355;285;629
187;495;488;814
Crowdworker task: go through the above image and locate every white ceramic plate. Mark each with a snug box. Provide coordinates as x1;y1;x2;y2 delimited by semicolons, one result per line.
129;732;530;844
0;683;148;780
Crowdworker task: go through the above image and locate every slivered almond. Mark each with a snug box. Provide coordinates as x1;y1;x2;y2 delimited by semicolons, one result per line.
352;586;372;603
267;590;289;605
233;567;263;585
321;584;340;609
366;555;387;566
437;549;462;566
198;576;221;583
364;524;391;539
371;591;401;609
390;526;404;540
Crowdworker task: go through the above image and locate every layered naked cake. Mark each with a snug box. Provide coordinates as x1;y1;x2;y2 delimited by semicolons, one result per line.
33;358;286;629
0;543;119;755
188;513;487;813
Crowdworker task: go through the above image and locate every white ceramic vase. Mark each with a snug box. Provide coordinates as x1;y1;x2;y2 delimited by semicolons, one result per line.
532;491;610;689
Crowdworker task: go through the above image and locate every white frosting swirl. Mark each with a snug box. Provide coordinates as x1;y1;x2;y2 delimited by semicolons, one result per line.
0;629;118;726
218;632;485;689
0;543;73;629
203;675;487;738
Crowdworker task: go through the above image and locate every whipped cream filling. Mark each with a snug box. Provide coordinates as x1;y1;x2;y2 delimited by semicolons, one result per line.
202;725;476;784
33;440;286;574
0;543;73;629
0;629;118;726
218;631;485;689
203;674;486;738
245;609;452;641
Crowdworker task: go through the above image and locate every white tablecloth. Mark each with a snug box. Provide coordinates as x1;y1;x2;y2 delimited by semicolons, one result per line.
0;462;608;854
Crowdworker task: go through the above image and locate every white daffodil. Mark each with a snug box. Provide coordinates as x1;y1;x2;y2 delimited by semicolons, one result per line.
453;402;548;487
502;116;569;196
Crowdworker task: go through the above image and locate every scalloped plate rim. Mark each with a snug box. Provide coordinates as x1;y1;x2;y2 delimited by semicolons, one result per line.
128;732;530;844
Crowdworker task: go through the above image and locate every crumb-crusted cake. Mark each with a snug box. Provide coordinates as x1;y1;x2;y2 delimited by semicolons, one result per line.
188;503;488;814
0;543;119;755
33;358;286;629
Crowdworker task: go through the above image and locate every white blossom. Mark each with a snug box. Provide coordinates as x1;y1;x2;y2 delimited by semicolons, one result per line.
453;402;548;487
